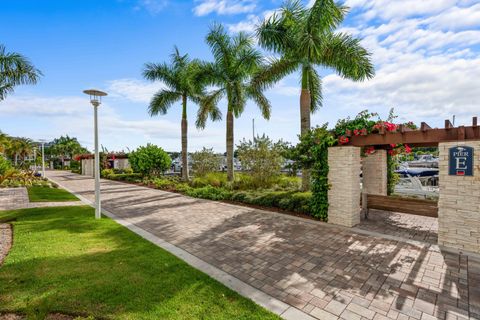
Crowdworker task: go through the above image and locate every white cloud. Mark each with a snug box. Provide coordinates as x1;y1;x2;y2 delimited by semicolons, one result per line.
107;78;165;103
193;0;256;16
226;9;279;33
134;0;169;14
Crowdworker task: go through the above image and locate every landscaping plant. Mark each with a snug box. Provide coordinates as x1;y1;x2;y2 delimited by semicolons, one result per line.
236;135;288;189
128;144;172;177
191;147;221;177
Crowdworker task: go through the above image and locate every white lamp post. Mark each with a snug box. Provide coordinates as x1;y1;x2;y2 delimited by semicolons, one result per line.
83;89;107;219
38;139;46;178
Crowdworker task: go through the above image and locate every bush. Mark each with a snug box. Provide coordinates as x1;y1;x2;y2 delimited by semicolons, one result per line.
0;157;12;176
191;172;228;188
107;173;143;182
123;167;134;174
191;148;221;177
185;186;232;201
128;144;171;177
275;175;301;191
153;176;181;190
101;168;114;178
230;190;312;215
236;135;288;189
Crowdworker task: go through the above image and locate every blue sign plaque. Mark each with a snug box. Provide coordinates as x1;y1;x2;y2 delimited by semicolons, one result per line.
449;146;474;176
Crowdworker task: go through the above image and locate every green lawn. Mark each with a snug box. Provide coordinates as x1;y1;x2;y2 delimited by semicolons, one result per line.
27;186;79;202
0;206;279;320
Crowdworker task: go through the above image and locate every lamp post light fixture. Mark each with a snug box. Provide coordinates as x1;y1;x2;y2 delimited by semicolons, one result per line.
83;89;107;219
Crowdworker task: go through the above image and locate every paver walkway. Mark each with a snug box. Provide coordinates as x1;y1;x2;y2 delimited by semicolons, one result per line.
357;209;438;245
47;171;480;320
0;187;81;211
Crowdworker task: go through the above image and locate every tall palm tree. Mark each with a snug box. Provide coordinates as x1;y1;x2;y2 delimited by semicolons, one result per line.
143;47;217;181
0;44;42;101
197;24;271;182
256;0;375;189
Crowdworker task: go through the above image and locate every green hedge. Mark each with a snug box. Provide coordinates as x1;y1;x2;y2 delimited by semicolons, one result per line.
107;173;143;182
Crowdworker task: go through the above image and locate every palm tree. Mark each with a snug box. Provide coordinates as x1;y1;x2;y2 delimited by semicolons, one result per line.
0;44;42;101
6;137;32;166
49;136;86;168
197;24;272;182
143;47;217;181
0;132;11;155
256;0;375;189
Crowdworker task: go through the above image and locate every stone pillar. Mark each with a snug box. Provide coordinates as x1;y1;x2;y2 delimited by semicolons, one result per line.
328;146;362;227
438;141;480;254
362;149;387;195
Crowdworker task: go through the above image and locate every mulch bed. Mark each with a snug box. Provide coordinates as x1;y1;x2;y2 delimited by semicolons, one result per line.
0;223;12;266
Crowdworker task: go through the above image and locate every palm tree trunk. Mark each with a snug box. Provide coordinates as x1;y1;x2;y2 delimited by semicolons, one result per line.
300;68;311;191
181;94;189;181
226;108;234;182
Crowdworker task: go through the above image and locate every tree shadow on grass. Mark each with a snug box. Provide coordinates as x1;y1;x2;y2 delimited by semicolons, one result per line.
0;208;279;320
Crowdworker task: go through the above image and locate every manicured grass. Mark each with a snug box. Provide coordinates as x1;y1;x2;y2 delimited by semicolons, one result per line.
0;206;280;320
27;186;79;202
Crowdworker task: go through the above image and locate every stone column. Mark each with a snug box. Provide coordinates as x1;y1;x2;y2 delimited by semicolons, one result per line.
362;149;387;195
327;146;362;227
438;141;480;254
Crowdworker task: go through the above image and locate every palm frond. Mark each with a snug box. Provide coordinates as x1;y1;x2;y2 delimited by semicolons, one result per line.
142;62;179;90
246;86;271;120
196;89;224;129
206;24;232;69
307;0;347;34
148;90;182;116
0;44;42;100
316;32;375;81
251;57;299;90
307;67;322;113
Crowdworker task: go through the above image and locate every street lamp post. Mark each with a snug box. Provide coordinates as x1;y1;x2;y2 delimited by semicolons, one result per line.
38;139;46;178
83;89;107;219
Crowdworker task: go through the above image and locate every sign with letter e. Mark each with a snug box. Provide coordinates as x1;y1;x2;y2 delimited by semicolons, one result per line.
449;146;474;176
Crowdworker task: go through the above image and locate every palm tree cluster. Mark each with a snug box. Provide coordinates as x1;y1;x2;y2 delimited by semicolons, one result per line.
0;44;42;101
0;132;34;166
47;136;88;168
144;0;375;186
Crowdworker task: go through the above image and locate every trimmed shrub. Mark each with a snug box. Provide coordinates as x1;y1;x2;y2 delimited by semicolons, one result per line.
128;144;171;177
101;168;114;178
107;173;143;182
185;186;232;201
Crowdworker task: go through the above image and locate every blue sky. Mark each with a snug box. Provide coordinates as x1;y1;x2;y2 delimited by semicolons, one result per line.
1;0;479;152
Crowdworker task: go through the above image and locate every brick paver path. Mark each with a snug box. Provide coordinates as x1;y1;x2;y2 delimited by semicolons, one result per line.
357;209;438;245
0;187;81;211
48;171;480;320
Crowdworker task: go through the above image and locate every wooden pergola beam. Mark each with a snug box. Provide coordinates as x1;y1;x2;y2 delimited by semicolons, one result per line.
348;125;480;147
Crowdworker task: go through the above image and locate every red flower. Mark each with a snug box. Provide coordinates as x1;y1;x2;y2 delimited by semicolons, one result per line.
353;129;361;136
384;122;397;132
360;128;368;135
405;144;412;154
388;149;395;156
338;136;350;144
390;143;396;148
364;146;375;155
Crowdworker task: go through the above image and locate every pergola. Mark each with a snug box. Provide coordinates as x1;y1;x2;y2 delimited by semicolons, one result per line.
344;117;479;147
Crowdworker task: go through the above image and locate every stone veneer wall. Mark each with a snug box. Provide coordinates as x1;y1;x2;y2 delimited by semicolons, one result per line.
81;159;94;177
327;146;362;227
362;149;388;195
438;141;480;254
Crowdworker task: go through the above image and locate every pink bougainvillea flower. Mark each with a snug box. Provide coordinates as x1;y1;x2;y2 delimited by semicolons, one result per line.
338;136;349;144
405;144;412;153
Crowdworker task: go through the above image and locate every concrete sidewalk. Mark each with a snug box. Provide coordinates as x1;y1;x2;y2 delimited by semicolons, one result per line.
47;170;480;320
